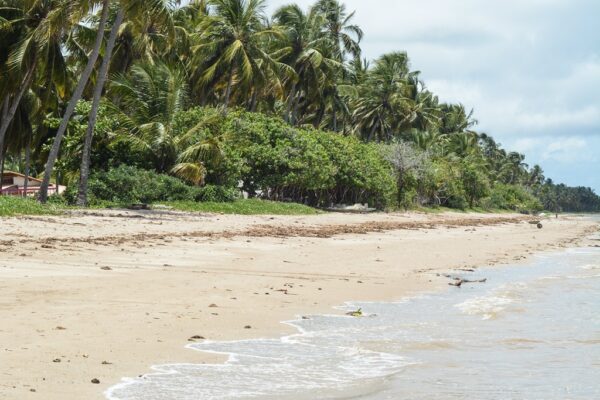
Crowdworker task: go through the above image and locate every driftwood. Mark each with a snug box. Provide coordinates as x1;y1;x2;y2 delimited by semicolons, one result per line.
440;273;487;288
463;278;487;283
448;279;463;287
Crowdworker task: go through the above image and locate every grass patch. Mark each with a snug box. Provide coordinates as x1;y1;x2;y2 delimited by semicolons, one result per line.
0;196;66;217
162;199;320;215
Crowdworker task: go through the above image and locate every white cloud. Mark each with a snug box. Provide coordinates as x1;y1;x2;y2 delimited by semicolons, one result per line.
510;136;597;164
542;137;589;163
513;138;543;154
515;106;600;131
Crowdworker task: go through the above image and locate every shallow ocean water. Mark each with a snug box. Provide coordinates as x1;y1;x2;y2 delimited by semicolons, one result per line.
106;222;600;400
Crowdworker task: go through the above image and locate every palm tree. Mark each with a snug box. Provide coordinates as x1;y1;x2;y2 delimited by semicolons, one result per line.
410;129;448;154
350;52;412;141
448;131;479;158
76;6;125;206
0;0;74;193
401;80;441;133
103;0;177;74
312;0;362;131
193;0;282;109
313;0;362;61
438;103;478;136
273;4;338;124
498;151;528;185
527;164;545;187
3;88;44;196
0;0;33;152
39;0;112;203
110;62;221;183
111;62;188;172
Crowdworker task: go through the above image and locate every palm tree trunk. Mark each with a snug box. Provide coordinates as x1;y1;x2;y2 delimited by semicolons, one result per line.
23;132;31;197
249;89;258;112
76;7;124;207
0;97;7;125
285;82;297;123
332;108;337;131
292;94;303;126
224;68;234;109
368;121;378;141
0;64;36;194
0;98;7;196
331;86;339;131
38;0;111;203
315;104;325;128
0;149;4;196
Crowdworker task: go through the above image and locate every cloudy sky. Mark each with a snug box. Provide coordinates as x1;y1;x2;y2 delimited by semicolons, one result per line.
266;0;600;191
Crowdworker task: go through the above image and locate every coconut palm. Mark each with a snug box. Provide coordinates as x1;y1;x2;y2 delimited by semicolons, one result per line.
410;129;449;155
110;62;221;183
312;0;361;131
448;131;479;158
527;164;545;187
273;4;338;124
102;0;177;75
350;52;414;141
39;0;112;203
193;0;283;108
313;0;362;61
400;79;441;133
0;0;74;192
498;151;528;185
3;88;44;195
438;103;478;136
76;6;125;206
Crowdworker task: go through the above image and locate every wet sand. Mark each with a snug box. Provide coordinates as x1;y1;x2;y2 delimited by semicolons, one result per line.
0;210;596;399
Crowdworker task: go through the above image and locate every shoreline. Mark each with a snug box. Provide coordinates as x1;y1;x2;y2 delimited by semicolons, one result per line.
0;211;597;399
106;238;600;399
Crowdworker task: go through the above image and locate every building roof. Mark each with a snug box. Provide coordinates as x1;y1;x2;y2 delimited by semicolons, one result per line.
3;171;44;183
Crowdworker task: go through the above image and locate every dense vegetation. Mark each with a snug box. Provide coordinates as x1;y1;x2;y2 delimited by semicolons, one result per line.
1;0;598;213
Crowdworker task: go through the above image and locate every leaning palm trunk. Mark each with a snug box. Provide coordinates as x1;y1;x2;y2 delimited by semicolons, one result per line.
38;0;111;203
0;98;6;195
249;90;258;112
0;65;36;194
0;150;4;193
332;108;337;131
76;7;124;207
0;98;7;126
23;132;31;197
285;82;297;123
224;69;234;109
331;87;339;132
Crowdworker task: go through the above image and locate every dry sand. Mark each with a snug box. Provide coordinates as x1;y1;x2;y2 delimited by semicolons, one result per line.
0;210;597;399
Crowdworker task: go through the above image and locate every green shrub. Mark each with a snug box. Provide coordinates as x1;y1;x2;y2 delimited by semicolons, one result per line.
64;165;197;205
482;184;543;212
429;159;468;209
193;184;239;202
63;165;234;205
461;161;490;208
171;107;396;209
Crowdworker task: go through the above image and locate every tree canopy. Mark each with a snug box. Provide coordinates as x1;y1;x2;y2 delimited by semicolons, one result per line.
0;0;597;211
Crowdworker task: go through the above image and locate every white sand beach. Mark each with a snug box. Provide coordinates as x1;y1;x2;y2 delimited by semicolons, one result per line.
0;210;597;399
